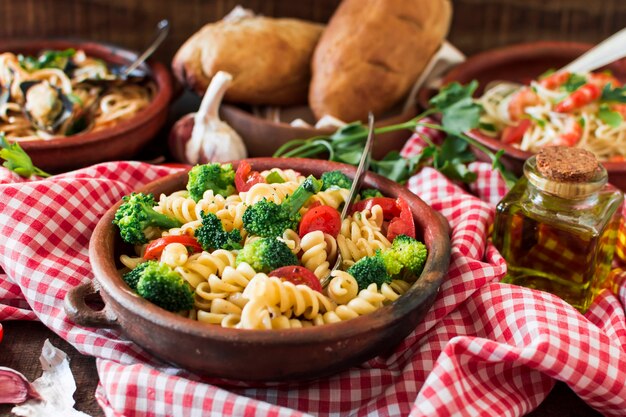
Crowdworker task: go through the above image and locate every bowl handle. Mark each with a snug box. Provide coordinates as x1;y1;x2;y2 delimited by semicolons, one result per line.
64;281;118;329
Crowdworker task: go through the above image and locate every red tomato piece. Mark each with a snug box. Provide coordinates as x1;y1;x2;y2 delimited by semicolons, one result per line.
235;161;265;193
555;84;601;113
269;266;323;292
539;71;570;89
350;197;400;220
299;205;341;238
389;197;416;240
0;322;3;344
501;119;532;145
143;235;203;260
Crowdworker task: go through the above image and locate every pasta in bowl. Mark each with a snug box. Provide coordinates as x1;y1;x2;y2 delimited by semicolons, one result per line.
0;39;172;172
71;158;451;381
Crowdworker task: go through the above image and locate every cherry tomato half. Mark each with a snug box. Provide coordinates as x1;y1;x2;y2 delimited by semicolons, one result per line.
235;161;265;192
143;235;203;260
299;205;341;238
501;119;531;145
387;197;416;241
268;266;322;292
350;197;400;220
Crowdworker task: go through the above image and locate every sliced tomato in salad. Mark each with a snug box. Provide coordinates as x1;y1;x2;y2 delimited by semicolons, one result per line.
299;205;341;238
555;83;601;113
501;119;532;145
387;197;416;241
350;197;400;220
143;235;203;260
235;161;265;192
269;266;322;292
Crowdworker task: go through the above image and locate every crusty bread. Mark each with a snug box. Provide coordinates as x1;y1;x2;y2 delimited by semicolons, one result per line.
309;0;452;122
173;10;324;106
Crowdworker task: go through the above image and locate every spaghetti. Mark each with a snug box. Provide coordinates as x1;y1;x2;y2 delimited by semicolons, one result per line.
477;71;626;161
0;49;155;141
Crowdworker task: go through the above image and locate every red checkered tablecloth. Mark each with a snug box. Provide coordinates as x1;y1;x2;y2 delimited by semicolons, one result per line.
0;134;625;416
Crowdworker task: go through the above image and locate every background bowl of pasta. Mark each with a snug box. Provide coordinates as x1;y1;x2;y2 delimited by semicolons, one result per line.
432;41;626;190
0;39;173;173
69;157;451;382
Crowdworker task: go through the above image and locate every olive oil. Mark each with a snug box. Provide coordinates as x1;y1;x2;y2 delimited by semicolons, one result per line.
492;147;623;313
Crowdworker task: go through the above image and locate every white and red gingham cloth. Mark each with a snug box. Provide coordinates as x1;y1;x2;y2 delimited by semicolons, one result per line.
0;134;625;416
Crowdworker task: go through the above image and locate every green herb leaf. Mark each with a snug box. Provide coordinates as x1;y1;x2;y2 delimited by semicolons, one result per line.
601;84;626;103
562;73;587;92
599;104;623;128
538;68;556;80
479;122;496;132
18;48;75;71
430;81;483;135
0;133;51;178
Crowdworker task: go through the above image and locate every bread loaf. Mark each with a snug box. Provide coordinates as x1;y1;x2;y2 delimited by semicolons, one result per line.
309;0;452;122
173;8;324;106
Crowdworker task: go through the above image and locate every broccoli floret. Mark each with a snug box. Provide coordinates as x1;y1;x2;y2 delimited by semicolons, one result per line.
186;163;236;202
236;237;298;273
321;170;352;190
381;234;428;277
347;255;392;291
242;175;323;238
122;261;153;290
113;193;182;245
194;212;242;251
360;188;383;199
135;261;194;312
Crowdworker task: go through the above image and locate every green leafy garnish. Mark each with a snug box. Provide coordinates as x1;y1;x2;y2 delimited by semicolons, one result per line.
601;84;626;103
274;81;516;188
0;133;50;178
562;73;587;93
538;68;556;79
18;48;76;71
479;122;497;132
599;104;623;128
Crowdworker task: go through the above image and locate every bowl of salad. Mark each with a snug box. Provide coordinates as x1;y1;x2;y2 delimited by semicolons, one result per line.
438;41;626;189
66;157;451;382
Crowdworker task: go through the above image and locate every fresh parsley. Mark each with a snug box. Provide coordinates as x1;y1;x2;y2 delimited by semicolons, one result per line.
274;81;517;188
0;133;50;178
18;48;75;71
598;104;623;128
562;73;587;93
601;84;626;103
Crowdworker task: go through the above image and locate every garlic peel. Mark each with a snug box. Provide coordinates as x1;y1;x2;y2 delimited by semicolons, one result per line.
0;366;40;404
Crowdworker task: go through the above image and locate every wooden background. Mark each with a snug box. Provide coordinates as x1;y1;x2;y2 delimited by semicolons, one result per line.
1;0;625;65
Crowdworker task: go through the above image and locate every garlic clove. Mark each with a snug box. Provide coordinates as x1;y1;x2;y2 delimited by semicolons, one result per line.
0;367;41;404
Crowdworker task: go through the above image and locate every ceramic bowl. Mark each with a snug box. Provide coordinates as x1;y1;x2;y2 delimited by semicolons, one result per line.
66;157;451;382
170;103;417;162
424;41;626;189
0;39;173;173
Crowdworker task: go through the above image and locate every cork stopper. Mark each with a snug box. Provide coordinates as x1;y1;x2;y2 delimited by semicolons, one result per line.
526;147;606;199
535;147;598;182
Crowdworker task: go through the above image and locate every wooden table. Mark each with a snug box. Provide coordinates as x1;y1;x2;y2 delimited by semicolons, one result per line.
0;320;604;417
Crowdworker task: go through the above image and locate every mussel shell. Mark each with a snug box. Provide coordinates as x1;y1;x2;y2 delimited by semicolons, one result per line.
20;80;74;134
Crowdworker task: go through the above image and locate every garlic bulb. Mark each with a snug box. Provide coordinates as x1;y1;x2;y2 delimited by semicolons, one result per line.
185;71;247;164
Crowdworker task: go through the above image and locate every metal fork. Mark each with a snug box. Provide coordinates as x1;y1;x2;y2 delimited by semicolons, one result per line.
320;112;376;287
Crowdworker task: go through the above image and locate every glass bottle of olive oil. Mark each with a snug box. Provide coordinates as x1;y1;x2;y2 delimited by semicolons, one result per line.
492;147;623;313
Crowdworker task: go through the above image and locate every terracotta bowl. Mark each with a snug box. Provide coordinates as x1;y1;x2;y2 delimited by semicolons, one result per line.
422;41;626;190
0;39;173;173
171;103;417;161
66;158;451;382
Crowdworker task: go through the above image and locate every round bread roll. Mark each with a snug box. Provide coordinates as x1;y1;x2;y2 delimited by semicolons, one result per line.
309;0;452;122
173;9;324;106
